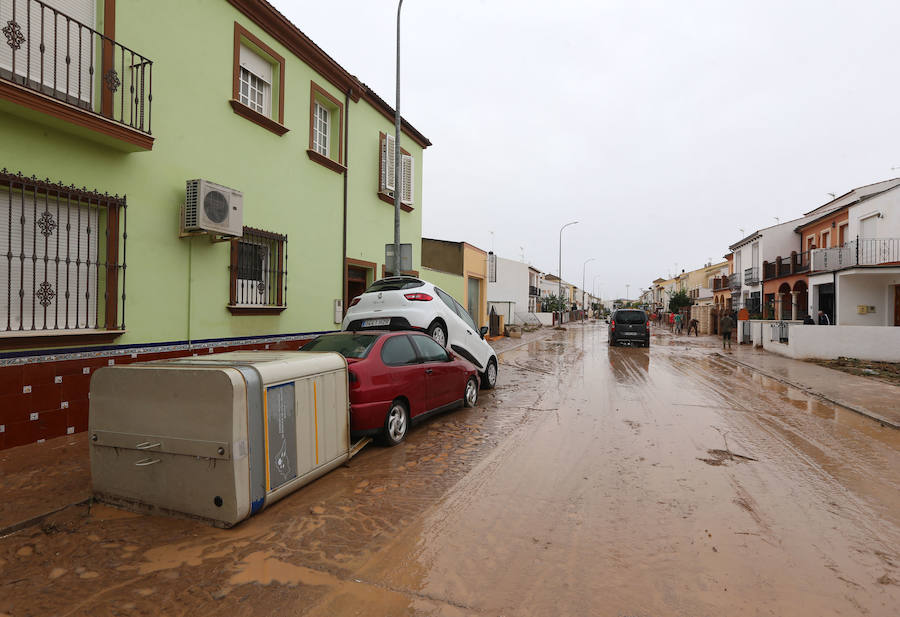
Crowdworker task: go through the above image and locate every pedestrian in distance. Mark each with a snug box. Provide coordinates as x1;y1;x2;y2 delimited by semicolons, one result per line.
802;314;815;325
674;312;683;334
688;318;699;336
668;312;675;331
817;310;831;325
720;312;735;350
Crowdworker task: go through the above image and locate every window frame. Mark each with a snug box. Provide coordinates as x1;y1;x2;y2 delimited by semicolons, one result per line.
231;22;288;136
228;226;288;315
307;81;345;173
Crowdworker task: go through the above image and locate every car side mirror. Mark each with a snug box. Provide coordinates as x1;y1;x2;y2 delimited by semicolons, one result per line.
479;326;488;339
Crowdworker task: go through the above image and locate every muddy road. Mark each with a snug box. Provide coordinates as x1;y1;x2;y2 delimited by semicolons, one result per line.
2;325;899;616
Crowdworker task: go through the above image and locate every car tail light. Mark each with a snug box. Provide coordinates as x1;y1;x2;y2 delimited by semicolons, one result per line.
349;297;361;307
610;320;616;331
404;293;433;302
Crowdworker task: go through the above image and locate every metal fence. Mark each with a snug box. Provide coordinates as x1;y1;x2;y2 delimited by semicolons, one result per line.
769;321;789;343
743;266;759;285
0;0;153;134
811;238;900;272
1;169;127;332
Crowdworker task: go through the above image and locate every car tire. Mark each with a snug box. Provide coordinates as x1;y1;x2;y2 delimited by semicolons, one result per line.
481;357;498;390
381;400;409;447
463;376;478;407
427;321;448;348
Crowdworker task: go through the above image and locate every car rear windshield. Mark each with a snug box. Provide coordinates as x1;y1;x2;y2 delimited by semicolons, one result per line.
365;278;425;292
302;334;378;358
615;310;647;324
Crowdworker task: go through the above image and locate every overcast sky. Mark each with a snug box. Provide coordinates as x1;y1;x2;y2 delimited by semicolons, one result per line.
274;0;900;299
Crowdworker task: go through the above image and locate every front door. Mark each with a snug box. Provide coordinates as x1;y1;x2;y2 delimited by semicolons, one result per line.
819;283;834;324
346;266;368;315
895;286;900;326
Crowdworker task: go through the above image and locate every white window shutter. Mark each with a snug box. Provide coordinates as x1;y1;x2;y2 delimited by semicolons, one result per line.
401;154;414;205
384;134;396;191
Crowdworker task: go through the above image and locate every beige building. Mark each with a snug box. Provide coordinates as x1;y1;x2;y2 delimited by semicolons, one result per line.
422;238;488;327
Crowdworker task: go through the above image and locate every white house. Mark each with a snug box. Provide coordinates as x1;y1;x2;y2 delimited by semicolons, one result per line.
487;254;536;325
807;184;900;326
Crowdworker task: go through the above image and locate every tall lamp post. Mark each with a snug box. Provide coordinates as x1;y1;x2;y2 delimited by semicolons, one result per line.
392;0;404;275
581;257;595;320
558;221;578;305
593;275;602;313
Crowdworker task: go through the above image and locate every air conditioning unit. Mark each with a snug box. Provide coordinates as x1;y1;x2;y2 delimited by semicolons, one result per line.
184;179;243;237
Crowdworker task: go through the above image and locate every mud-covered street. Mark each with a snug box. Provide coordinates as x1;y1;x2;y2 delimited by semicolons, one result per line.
2;324;899;617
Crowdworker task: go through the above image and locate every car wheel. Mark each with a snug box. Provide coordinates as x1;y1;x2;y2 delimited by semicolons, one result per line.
464;376;478;407
381;400;409;447
428;321;447;347
481;358;498;390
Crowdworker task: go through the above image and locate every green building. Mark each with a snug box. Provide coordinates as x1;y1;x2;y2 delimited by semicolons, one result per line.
0;0;430;449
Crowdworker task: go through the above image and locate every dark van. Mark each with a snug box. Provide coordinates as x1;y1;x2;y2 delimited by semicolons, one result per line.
608;309;650;347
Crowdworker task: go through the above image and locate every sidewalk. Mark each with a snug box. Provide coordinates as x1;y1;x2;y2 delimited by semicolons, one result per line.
657;329;900;429
488;324;558;356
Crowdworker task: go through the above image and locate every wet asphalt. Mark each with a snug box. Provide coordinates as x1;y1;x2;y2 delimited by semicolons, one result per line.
1;324;898;616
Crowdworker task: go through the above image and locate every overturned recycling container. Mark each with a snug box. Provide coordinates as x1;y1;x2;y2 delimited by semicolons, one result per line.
89;351;351;527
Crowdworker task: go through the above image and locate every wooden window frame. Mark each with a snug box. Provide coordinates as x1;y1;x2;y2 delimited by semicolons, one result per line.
228;227;287;315
377;131;414;212
307;81;345;173
231;22;288;136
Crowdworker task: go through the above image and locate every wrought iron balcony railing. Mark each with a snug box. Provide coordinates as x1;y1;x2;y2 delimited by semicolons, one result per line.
529;285;539;296
743;266;759;285
1;0;152;135
812;238;900;272
728;272;741;289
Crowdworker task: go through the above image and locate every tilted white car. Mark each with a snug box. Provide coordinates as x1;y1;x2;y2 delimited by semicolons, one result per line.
342;277;498;389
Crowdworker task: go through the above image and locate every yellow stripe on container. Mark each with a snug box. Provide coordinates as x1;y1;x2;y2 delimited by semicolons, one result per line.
313;381;320;465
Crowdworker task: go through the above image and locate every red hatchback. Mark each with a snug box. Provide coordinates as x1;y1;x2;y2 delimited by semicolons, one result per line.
301;331;480;445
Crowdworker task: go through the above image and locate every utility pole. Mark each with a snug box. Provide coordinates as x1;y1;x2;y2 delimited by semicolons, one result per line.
558;221;578;305
392;0;404;276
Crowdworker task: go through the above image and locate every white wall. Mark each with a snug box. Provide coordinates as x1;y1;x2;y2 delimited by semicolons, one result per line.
837;271;900;326
848;187;900;239
487;256;529;323
763;324;900;362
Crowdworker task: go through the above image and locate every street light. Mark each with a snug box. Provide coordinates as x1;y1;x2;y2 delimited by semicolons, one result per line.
392;0;404;275
558;221;578;305
582;257;595;320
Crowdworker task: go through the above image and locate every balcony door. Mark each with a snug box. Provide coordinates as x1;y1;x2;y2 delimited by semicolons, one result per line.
0;0;97;103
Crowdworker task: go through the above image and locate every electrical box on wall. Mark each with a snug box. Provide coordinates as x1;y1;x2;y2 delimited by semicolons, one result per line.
334;299;343;324
857;305;868;314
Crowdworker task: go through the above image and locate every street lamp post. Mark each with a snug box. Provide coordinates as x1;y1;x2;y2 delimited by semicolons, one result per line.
392;0;404;276
558;221;578;306
582;257;595;320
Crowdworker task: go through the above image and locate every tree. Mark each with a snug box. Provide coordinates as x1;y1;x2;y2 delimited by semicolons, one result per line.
541;293;568;312
668;289;692;313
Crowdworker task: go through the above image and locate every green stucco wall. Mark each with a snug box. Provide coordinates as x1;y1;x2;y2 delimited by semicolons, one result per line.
420;267;465;305
0;0;425;350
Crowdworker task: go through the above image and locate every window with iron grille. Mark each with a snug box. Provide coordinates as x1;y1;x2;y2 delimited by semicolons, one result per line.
0;170;127;334
229;227;287;311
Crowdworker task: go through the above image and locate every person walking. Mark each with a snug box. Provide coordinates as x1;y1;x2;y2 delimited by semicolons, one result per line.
720;312;734;350
817;310;831;325
674;312;683;334
668;312;675;331
687;318;699;336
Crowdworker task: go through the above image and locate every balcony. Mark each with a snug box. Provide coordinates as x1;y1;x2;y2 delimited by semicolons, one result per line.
728;272;741;289
743;266;759;285
0;0;153;150
763;251;811;280
529;285;539;297
812;238;900;272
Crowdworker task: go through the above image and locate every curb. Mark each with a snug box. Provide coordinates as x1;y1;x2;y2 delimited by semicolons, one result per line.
712;352;899;430
0;498;91;538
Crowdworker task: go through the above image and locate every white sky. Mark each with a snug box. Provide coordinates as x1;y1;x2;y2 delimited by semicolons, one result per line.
274;0;900;299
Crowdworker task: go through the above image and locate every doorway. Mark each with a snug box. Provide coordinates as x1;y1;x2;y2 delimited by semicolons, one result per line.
818;283;834;324
467;277;482;326
344;259;375;317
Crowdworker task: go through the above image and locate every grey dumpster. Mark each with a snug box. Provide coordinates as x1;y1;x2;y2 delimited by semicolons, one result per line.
89;351;349;527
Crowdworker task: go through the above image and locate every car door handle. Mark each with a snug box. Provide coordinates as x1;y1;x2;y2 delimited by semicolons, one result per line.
425;368;433;374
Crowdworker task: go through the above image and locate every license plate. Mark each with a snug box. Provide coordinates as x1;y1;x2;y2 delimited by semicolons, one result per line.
624;332;638;336
362;318;390;327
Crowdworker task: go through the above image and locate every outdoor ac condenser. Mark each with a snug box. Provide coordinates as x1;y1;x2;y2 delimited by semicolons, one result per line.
183;178;243;237
89;351;349;527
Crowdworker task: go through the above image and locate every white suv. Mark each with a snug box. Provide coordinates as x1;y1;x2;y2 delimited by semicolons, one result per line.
342;277;498;389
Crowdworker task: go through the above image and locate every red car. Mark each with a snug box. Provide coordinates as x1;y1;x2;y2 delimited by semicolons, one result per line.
301;331;480;445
